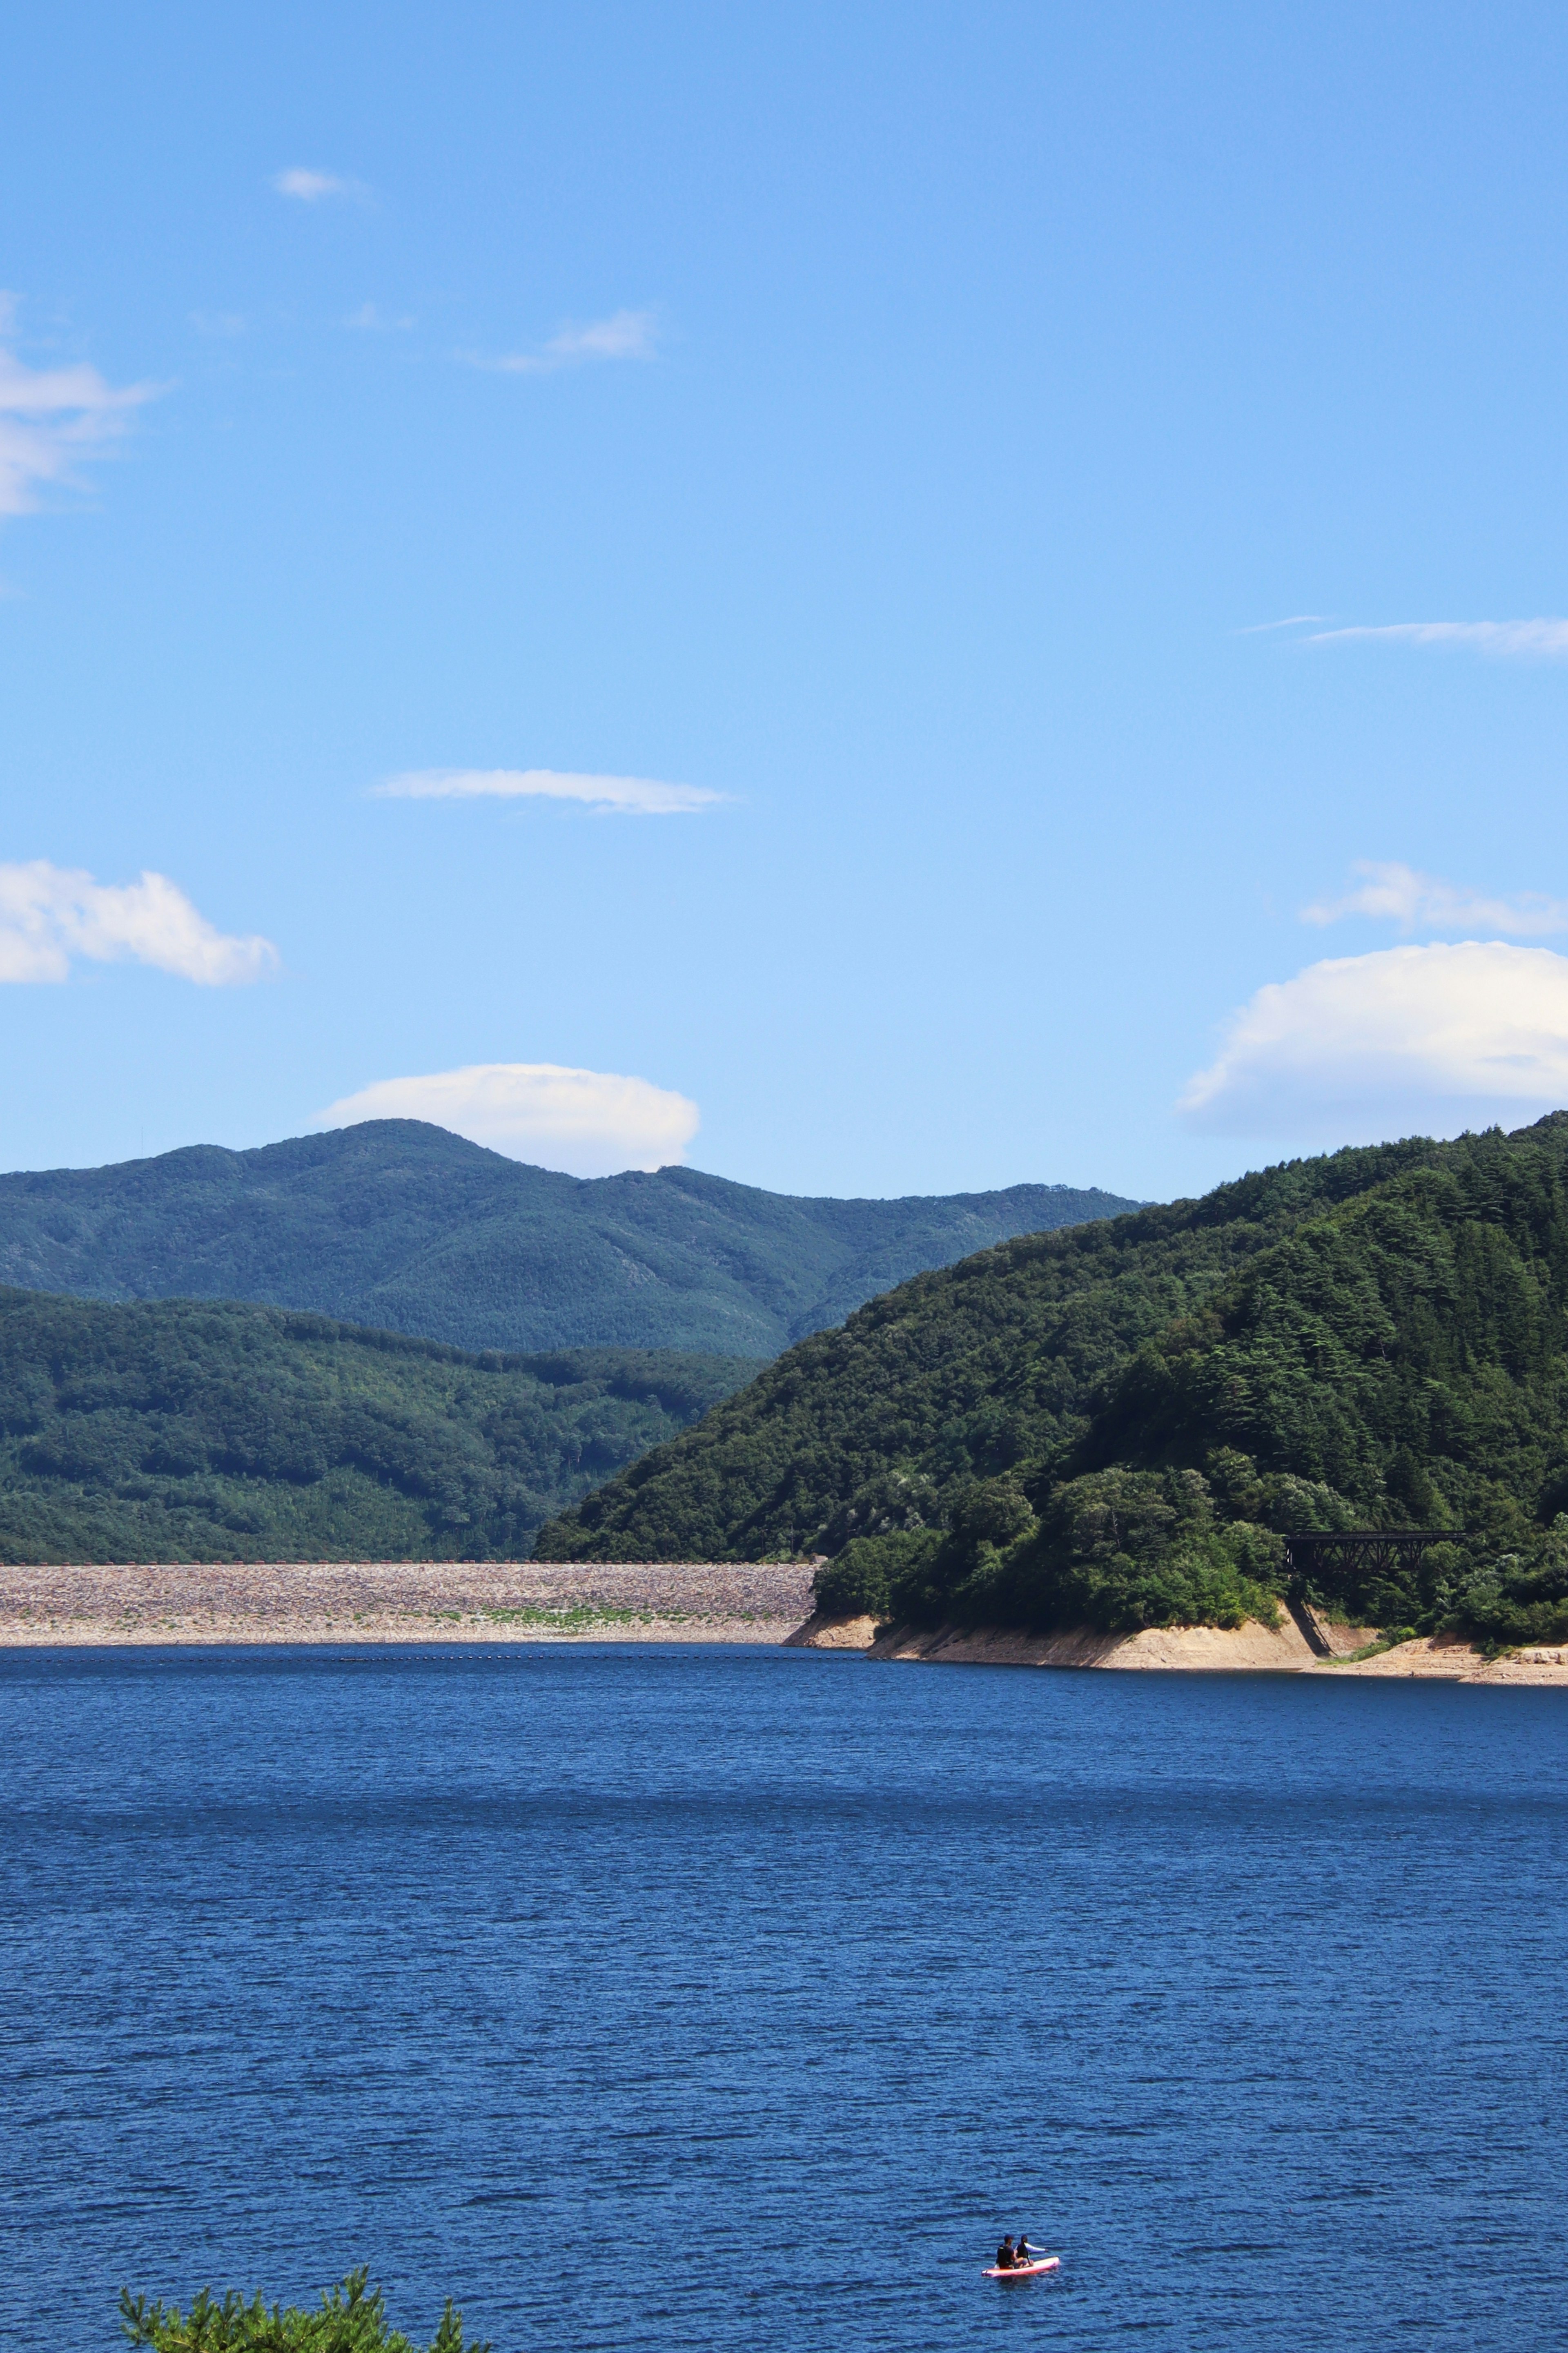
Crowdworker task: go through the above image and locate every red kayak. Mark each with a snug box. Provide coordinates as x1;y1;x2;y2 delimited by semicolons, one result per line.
982;2257;1058;2279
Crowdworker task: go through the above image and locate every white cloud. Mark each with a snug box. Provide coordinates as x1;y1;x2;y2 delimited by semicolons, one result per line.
1309;619;1568;659
314;1062;700;1178
472;308;658;376
0;316;158;518
273;167;363;203
1302;861;1568;938
540;310;657;363
0;861;277;985
1178;942;1568;1140
374;766;724;816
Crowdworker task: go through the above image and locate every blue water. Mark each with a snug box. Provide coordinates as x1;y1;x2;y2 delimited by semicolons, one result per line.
2;1645;1566;2353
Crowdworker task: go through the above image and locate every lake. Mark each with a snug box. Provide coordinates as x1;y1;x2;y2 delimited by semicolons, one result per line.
1;1643;1564;2351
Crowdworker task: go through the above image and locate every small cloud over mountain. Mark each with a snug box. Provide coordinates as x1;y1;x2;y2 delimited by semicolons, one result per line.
314;1062;701;1178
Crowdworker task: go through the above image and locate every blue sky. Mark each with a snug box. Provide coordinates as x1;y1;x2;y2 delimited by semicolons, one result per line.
6;3;1568;1201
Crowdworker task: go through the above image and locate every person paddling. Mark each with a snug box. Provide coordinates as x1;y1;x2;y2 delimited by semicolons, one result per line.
997;2235;1017;2270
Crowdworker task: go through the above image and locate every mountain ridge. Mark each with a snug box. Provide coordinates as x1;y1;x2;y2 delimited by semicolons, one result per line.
0;1120;1143;1358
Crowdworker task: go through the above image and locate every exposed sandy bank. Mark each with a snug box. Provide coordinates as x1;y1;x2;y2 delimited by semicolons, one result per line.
867;1617;1318;1669
784;1610;880;1649
1482;1646;1568;1684
0;1561;816;1648
1303;1609;1381;1657
1308;1632;1568;1684
1308;1631;1483;1679
864;1617;1568;1682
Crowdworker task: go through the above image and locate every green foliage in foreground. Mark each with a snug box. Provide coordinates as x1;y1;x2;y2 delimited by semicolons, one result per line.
120;2267;486;2353
544;1116;1568;1648
0;1286;759;1563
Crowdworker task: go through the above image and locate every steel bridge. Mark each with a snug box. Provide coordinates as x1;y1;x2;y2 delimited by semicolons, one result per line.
1279;1530;1456;1655
1281;1530;1455;1584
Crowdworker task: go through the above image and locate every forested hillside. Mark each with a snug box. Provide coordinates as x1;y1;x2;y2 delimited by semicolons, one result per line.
536;1117;1568;1648
0;1288;758;1564
0;1120;1141;1356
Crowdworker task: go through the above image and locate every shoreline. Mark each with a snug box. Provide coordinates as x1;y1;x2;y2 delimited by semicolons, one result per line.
793;1610;1568;1684
6;1569;1566;1681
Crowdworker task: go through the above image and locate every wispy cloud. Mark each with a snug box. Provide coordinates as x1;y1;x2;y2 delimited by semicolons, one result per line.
1302;860;1568;938
345;302;414;332
1179;941;1568;1142
0;309;158;519
374;767;724;817
190;311;248;339
469;308;659;376
1308;619;1568;659
272;167;367;203
314;1062;699;1178
1236;615;1327;633
0;861;277;984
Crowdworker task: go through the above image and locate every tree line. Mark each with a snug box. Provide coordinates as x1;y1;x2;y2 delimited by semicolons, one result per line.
541;1118;1568;1649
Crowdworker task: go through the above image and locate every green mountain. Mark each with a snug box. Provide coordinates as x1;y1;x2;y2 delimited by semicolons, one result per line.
536;1117;1568;1649
0;1121;1142;1357
0;1287;760;1564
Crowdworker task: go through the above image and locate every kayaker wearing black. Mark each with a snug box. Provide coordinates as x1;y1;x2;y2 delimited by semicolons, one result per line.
997;2236;1017;2269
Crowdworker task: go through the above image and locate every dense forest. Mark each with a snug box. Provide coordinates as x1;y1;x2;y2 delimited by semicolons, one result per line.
0;1288;758;1564
0;1119;1140;1357
537;1117;1568;1649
